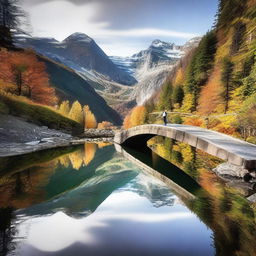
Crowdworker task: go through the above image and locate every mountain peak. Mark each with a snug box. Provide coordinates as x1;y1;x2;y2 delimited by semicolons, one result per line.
63;32;93;43
150;39;174;48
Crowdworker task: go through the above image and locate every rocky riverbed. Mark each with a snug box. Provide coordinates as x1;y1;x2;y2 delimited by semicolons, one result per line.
0;114;114;157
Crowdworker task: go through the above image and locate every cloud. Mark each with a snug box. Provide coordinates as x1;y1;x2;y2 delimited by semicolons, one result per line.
97;28;197;39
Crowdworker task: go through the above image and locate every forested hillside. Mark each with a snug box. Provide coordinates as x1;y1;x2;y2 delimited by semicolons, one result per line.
126;0;256;142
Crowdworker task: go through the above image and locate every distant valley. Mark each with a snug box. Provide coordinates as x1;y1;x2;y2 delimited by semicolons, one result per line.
16;33;200;115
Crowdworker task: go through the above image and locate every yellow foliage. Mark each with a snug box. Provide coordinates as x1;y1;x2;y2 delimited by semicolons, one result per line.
213;115;239;136
180;93;194;112
130;106;147;127
58;100;70;116
173;144;181;152
228;87;244;112
69;148;84;170
123;106;147;129
84;143;97;166
179;143;194;162
69;101;83;124
173;68;184;86
84;105;97;128
0;79;16;93
58;155;70;168
97;121;113;129
97;142;112;148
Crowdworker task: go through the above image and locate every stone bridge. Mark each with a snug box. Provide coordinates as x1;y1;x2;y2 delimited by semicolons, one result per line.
114;124;256;170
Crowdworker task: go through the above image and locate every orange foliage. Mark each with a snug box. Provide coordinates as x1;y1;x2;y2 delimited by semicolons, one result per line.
83;143;97;166
97;121;113;129
184;117;203;127
123;114;131;129
214;123;237;135
84;105;97;128
97;142;112;148
198;67;223;115
123;106;147;129
69;148;84;170
0;49;57;105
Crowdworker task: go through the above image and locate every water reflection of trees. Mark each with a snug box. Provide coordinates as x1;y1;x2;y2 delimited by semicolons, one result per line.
0;142;112;210
149;136;256;256
0;207;16;256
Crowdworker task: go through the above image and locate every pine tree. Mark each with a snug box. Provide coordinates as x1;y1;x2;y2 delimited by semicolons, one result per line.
68;101;83;124
0;0;25;48
158;81;173;111
221;57;234;113
172;85;184;105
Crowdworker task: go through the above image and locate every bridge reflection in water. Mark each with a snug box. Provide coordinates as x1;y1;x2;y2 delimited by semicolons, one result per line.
115;136;256;256
114;124;256;170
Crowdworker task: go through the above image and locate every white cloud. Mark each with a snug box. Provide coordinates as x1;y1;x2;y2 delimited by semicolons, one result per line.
96;28;197;39
23;0;197;55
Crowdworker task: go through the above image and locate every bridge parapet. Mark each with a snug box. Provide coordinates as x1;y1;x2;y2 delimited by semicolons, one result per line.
114;124;256;170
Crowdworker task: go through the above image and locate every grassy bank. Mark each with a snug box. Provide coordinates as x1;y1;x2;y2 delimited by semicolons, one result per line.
0;92;83;134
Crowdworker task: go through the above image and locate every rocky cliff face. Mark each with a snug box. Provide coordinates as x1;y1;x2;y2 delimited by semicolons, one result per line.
15;33;136;86
110;38;201;105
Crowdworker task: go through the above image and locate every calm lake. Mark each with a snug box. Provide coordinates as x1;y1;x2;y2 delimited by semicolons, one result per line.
0;139;255;256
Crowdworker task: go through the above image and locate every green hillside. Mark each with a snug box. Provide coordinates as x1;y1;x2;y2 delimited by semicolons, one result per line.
143;0;256;141
40;56;122;125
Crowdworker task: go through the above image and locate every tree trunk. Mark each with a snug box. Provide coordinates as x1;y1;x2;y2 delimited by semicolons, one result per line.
15;71;22;95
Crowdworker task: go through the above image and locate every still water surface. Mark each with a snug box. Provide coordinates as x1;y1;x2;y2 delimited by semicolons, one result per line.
0;141;255;256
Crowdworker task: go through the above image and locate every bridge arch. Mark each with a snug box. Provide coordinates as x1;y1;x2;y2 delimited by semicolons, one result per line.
114;124;256;170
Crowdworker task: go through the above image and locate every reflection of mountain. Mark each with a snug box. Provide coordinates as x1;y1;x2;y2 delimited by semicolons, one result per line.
123;174;176;208
17;156;139;217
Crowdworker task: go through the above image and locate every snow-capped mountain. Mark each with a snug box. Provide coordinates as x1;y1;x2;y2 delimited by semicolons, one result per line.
110;39;183;80
110;39;191;104
15;32;136;86
16;33;201;111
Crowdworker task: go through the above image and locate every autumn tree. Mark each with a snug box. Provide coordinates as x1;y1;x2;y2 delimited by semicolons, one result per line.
173;68;184;86
123;106;147;129
97;121;113;129
221;57;234;113
0;50;57;105
83;105;97;129
59;100;70;116
68;101;83;124
184;31;217;111
83;143;97;166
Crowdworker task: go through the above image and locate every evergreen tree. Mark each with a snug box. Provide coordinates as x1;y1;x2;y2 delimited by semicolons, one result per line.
184;30;217;111
158;81;173;111
172;85;184;105
0;0;25;48
221;57;234;113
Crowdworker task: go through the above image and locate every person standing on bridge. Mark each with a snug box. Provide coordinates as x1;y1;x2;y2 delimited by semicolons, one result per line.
162;110;167;125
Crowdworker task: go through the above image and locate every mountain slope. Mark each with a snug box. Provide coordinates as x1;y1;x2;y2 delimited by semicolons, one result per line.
144;0;256;139
110;38;201;105
39;56;122;125
16;33;136;86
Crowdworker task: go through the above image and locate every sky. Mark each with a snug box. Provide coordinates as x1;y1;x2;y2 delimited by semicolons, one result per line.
21;0;218;56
